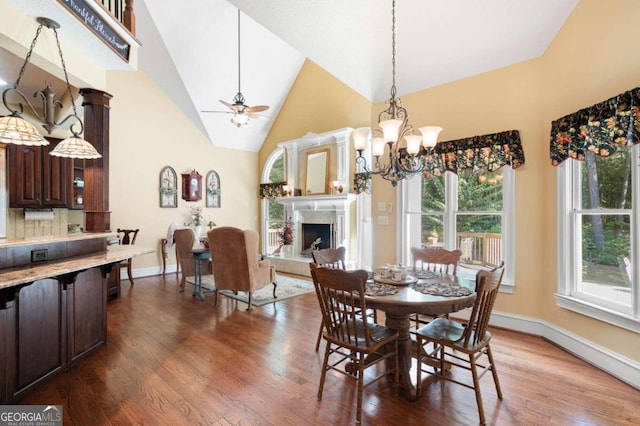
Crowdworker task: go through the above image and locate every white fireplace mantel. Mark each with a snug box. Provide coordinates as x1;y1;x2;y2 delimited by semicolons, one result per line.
276;193;356;212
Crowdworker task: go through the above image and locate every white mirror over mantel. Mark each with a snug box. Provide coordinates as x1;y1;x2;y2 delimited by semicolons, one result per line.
262;128;373;276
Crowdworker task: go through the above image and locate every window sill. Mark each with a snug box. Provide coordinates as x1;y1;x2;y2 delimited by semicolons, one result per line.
555;294;640;334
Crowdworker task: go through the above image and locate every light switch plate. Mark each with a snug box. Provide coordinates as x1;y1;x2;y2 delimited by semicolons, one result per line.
378;202;387;212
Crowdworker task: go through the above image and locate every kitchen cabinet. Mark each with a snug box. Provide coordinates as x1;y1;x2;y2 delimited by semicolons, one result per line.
8;138;70;208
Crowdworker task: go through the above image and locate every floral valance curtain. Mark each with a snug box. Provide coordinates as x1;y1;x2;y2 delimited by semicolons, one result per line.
425;129;524;176
259;182;285;199
549;87;640;165
353;129;524;193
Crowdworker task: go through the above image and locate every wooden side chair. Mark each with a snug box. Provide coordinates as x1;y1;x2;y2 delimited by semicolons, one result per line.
311;247;345;351
117;228;139;285
415;264;505;425
410;246;462;329
411;246;462;275
310;264;399;425
311;247;378;351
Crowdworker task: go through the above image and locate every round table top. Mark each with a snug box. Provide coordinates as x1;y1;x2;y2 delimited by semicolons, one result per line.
364;274;476;316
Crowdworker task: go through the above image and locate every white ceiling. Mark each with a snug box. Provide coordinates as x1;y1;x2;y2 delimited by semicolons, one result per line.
3;0;579;152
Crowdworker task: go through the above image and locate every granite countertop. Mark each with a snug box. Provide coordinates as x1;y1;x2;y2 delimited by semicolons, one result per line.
0;245;154;290
0;232;118;249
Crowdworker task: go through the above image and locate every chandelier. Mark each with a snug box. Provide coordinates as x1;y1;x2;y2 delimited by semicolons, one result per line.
0;17;101;159
353;0;441;187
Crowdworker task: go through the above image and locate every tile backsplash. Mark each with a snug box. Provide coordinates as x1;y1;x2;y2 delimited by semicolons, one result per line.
7;208;69;238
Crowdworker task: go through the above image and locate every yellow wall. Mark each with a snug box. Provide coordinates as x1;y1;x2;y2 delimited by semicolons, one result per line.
107;69;259;272
258;59;371;173
370;0;640;362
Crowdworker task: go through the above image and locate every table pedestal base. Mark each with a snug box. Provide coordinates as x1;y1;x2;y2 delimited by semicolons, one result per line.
384;312;417;401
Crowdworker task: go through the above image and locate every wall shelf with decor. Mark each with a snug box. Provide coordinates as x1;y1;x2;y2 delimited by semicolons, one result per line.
70;159;85;210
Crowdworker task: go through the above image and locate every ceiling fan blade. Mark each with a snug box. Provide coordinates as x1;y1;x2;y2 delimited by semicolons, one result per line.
219;99;236;111
200;110;232;114
248;105;270;113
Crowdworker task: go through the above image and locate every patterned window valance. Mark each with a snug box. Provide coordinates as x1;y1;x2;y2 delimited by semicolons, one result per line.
550;87;640;165
425;129;524;177
259;182;285;199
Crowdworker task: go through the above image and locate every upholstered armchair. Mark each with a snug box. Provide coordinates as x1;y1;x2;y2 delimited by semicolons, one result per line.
208;226;277;311
174;228;212;291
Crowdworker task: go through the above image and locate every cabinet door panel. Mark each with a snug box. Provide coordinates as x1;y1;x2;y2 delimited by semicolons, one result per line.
42;142;69;207
69;268;106;361
8;146;42;207
16;279;64;392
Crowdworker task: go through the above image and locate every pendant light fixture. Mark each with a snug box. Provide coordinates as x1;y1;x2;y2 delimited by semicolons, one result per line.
353;0;441;187
0;17;101;159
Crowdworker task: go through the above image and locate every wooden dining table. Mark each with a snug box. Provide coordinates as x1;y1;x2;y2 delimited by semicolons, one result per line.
364;273;476;401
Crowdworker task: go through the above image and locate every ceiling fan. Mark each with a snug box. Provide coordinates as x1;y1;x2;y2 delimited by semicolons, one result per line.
201;9;269;127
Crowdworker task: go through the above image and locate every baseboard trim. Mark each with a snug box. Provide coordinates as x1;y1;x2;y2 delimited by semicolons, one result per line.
491;311;640;390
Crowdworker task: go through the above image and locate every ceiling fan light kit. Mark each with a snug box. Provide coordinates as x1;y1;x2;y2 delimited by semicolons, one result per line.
201;9;269;127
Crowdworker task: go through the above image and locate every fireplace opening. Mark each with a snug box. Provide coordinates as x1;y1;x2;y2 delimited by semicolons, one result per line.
301;223;333;256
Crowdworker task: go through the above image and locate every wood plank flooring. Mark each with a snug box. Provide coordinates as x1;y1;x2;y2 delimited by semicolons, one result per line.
20;274;640;425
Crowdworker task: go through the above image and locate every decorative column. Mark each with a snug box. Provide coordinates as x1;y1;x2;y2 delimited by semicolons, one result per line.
80;88;113;233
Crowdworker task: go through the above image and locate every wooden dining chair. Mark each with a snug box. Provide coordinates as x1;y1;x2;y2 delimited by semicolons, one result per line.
117;228;139;285
415;264;505;425
310;247;378;351
410;246;462;329
310;264;399;425
411;246;462;275
311;247;345;351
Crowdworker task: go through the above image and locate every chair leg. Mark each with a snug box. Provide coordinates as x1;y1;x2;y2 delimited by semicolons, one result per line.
469;353;486;425
246;292;253;311
486;344;503;399
127;262;134;285
356;352;365;424
416;335;423;396
317;342;331;401
314;320;324;352
213;289;218;307
272;281;277;298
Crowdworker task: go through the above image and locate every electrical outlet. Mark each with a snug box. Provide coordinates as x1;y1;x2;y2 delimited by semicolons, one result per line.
378;215;389;225
31;249;48;262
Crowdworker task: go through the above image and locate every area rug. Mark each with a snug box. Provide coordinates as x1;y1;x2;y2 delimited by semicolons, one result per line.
185;274;315;307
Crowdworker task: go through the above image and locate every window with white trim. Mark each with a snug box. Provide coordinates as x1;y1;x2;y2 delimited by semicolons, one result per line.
557;146;639;331
401;166;515;288
261;148;285;254
551;86;640;331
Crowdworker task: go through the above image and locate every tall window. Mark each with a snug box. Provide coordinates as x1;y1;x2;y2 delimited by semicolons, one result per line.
557;145;639;330
402;167;515;288
262;148;285;254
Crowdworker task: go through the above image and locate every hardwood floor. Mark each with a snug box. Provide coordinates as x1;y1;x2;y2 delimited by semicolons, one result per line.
20;274;640;425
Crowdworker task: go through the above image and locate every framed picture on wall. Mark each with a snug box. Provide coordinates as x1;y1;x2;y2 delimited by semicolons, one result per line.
206;170;221;208
159;166;178;208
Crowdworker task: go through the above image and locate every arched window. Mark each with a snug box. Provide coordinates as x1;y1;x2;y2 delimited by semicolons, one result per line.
261;148;286;254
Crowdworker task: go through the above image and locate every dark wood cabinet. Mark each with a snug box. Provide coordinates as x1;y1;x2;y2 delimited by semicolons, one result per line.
8;138;70;208
0;266;109;403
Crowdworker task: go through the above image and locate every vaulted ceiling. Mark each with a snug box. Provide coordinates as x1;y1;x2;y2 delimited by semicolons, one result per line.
3;0;579;152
